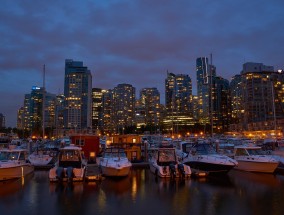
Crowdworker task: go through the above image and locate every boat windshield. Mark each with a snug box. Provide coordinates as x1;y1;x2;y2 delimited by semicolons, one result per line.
158;149;176;162
60;150;80;161
247;148;266;155
0;151;19;161
0;151;9;160
104;148;126;158
193;144;217;155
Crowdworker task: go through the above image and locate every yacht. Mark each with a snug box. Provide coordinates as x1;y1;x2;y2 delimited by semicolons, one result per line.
0;147;34;181
233;145;279;173
49;145;86;182
99;147;132;177
28;140;59;167
181;142;238;175
149;147;191;178
28;150;56;167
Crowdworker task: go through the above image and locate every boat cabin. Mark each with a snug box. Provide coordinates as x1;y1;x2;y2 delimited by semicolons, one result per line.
156;148;177;166
58;146;83;168
0;149;27;161
190;143;217;155
234;146;265;156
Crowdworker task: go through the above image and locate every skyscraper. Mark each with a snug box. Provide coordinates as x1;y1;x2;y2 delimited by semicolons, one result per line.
230;74;243;131
164;72;193;134
213;76;231;133
196;57;216;125
139;87;161;127
29;86;45;135
101;89;115;134
240;62;284;132
21;86;56;137
165;72;193;115
54;94;65;137
64;59;92;131
23;94;31;130
113;83;135;133
92;88;103;132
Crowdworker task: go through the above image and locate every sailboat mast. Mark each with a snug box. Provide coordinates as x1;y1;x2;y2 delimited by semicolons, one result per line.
42;64;45;140
210;53;213;138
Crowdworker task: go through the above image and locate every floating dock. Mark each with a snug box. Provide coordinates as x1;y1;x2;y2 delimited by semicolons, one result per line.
85;163;103;181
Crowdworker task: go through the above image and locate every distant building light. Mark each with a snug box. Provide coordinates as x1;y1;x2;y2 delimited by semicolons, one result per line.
32;86;41;90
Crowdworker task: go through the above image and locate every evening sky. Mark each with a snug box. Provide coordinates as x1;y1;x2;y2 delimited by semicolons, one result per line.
1;0;283;127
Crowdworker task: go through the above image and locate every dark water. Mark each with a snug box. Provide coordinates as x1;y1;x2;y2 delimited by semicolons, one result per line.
1;168;284;215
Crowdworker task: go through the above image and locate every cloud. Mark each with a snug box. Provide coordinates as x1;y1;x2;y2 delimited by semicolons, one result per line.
1;0;284;127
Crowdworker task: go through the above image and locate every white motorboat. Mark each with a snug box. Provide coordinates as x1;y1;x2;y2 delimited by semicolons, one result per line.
28;141;59;167
28;150;56;167
0;148;34;181
149;147;191;178
49;145;86;182
180;142;238;175
99;147;132;177
233;145;279;173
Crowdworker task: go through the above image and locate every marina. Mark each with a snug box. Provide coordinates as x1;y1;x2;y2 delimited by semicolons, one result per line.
1;135;284;215
1;1;284;215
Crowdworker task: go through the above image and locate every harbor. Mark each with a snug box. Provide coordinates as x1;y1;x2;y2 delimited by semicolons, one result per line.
2;134;284;215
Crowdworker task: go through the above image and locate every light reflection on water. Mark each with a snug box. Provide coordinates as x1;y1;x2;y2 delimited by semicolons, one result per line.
1;169;284;215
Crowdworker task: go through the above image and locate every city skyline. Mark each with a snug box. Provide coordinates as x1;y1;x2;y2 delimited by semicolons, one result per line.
1;0;284;127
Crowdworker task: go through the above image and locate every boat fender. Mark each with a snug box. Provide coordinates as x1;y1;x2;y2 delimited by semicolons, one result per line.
66;167;74;181
56;167;64;181
178;164;185;177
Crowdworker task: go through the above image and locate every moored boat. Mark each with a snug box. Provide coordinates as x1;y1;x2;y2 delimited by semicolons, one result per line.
28;141;59;168
28;150;56;167
233;145;279;173
180;142;238;175
49;145;86;182
99;147;132;177
0;147;34;181
149;147;191;178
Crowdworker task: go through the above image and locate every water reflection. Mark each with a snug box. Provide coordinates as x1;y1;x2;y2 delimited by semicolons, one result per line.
0;173;33;197
100;176;132;196
228;170;284;215
1;169;284;215
229;169;283;189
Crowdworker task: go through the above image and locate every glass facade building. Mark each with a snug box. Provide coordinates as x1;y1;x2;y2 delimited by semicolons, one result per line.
113;83;135;132
64;59;92;131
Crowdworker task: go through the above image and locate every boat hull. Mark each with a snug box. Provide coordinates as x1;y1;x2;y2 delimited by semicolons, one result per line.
184;161;235;174
49;167;85;182
100;165;131;177
234;160;278;173
0;164;34;181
